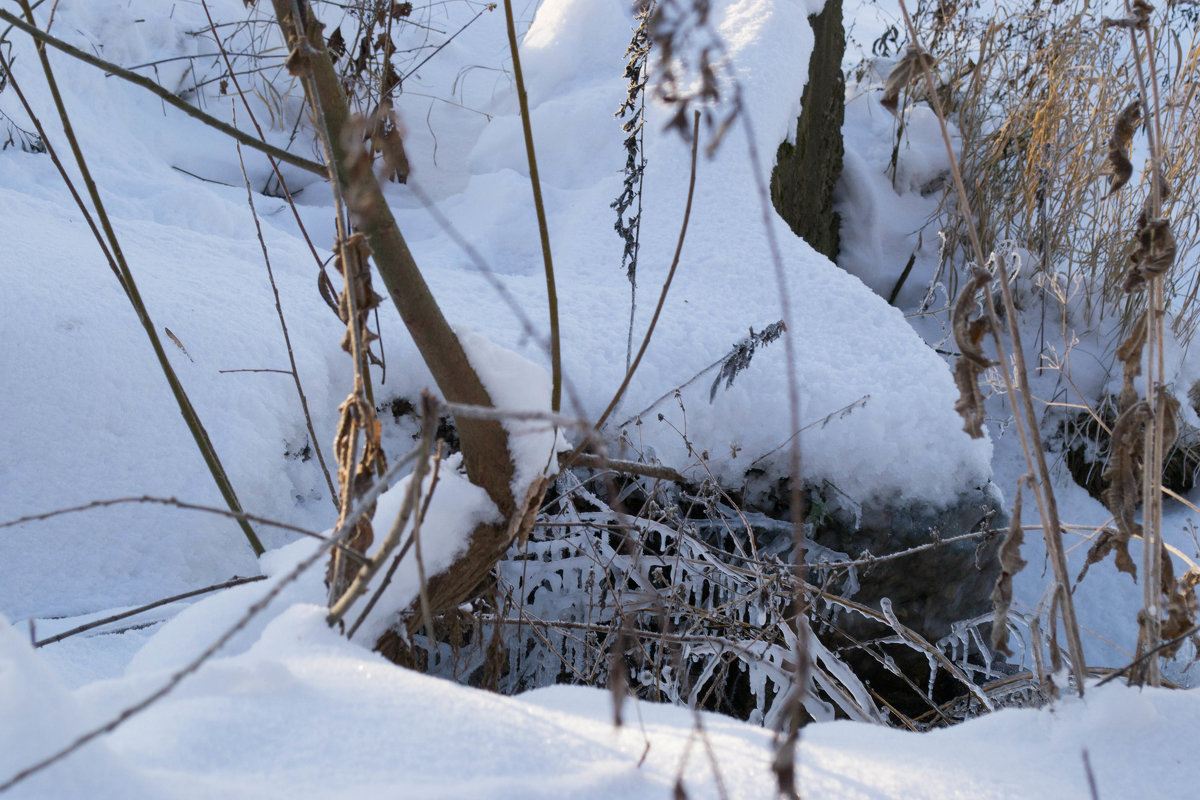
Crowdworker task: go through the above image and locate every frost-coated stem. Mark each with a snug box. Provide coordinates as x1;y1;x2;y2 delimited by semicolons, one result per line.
1106;0;1168;685
1124;1;1167;686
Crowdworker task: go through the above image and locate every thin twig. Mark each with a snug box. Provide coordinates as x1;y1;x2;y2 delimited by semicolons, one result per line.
592;110;702;433
198;0;328;278
0;8;325;176
568;453;685;483
233;108;339;509
16;0;263;555
737;87;810;800
33;576;267;648
0;445;419;793
503;0;561;412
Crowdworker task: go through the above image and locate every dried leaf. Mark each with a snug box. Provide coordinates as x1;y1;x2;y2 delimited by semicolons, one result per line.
326;26;346;64
950;266;996;438
318;268;341;317
933;0;959;28
1102;0;1154;31
1115;312;1147;409
164;327;194;363
1161;391;1180;456
1158;559;1199;656
1101;400;1151;547
1134;215;1176;276
1076;527;1138;585
881;45;936;116
328;388;382;594
365;101;410;184
991;476;1030;656
1106;99;1141;197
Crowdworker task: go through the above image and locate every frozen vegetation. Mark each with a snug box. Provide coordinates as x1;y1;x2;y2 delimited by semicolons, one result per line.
2;0;1199;797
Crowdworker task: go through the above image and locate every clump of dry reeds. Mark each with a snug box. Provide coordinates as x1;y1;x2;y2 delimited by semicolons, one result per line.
882;0;1200;689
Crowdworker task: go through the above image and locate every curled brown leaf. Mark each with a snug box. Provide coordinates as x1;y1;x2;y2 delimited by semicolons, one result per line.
1102;0;1153;31
1101;400;1151;547
881;45;936;117
991;476;1029;657
1115;312;1147;410
1076;527;1138;585
951;266;996;438
1106;99;1141;198
1123;213;1177;292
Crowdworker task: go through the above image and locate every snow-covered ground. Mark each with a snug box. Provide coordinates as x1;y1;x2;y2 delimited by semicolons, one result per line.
2;0;1199;796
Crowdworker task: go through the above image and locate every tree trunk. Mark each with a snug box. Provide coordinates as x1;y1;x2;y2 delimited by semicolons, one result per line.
269;0;543;643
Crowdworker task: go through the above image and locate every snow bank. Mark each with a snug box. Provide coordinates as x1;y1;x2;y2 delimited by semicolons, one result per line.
12;601;1200;798
378;0;993;505
349;452;500;644
0;615;155;799
0;0;992;620
458;327;569;504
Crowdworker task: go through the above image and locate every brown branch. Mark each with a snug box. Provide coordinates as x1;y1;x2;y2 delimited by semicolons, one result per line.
269;0;514;516
15;0;263;556
503;0;561;412
568;453;685;483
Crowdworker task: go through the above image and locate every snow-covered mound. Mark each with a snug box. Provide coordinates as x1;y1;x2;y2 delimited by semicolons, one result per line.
7;605;1199;799
0;0;986;614
385;0;993;504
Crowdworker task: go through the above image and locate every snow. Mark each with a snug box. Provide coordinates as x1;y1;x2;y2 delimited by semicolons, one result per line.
349;452;500;644
7;606;1200;798
458;327;569;503
2;0;1199;796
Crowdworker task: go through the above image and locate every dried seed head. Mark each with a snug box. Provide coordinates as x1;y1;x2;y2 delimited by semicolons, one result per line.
1124;214;1177;291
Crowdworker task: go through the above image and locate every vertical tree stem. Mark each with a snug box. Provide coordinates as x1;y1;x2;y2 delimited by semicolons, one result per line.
503;0;562;412
18;0;263;556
